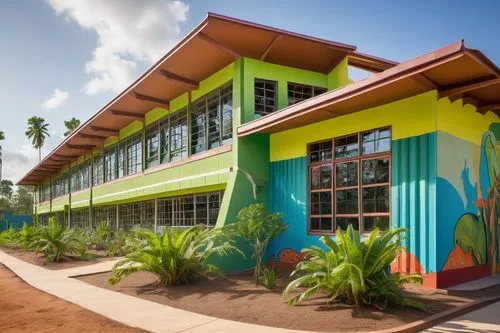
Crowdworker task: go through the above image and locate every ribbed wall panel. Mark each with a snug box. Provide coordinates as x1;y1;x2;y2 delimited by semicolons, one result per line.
391;133;437;273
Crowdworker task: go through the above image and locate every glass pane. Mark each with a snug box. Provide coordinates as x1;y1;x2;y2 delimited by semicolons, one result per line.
336;189;358;214
335;162;358;187
255;79;277;118
364;216;390;232
310;217;332;232
334;134;358;159
310;191;331;215
311;165;332;190
362;158;390;184
375;138;391;153
309;141;332;163
336;217;359;231
362;186;389;213
362;141;375;155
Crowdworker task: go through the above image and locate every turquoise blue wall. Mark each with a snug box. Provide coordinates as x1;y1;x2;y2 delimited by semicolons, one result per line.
267;133;438;273
0;213;33;231
391;133;437;273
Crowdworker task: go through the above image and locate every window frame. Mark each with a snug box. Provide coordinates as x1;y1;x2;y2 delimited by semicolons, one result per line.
254;78;278;118
287;82;327;106
307;126;392;235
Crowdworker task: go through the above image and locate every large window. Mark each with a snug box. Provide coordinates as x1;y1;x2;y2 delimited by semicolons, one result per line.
288;83;327;106
254;79;277;118
308;127;391;234
71;160;90;192
190;82;233;155
157;191;223;229
70;208;89;229
52;172;68;198
170;108;188;161
93;153;104;186
126;134;142;175
104;146;118;182
40;182;51;202
93;205;117;229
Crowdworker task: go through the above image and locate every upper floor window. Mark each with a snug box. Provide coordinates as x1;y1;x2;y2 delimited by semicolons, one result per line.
52;172;68;198
190;82;233;155
125;134;143;175
308;127;391;234
104;146;118;182
93;153;104;186
70;161;90;193
254;79;277;118
288;83;327;106
170;108;188;162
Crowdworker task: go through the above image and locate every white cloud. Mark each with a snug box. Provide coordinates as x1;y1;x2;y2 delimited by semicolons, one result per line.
2;143;42;184
41;88;69;109
47;0;189;95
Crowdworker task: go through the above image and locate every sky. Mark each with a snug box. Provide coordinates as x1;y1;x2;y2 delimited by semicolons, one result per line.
1;0;499;184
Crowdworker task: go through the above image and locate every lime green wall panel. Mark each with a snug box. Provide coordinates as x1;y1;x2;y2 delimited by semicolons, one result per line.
37;202;51;214
71;189;91;209
51;195;69;212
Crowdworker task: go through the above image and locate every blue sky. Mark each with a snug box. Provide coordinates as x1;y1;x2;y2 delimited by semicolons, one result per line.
1;0;499;182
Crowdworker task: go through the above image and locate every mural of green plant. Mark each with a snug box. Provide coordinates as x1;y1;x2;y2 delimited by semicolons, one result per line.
453;213;487;265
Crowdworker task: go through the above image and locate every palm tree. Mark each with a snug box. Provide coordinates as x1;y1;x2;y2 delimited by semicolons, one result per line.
0;130;4;180
25;116;50;162
64;117;81;137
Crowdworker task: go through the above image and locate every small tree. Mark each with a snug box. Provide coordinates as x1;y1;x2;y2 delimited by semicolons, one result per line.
232;204;286;284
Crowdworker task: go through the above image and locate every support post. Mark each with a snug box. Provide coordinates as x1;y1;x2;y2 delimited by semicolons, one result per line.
154;198;158;234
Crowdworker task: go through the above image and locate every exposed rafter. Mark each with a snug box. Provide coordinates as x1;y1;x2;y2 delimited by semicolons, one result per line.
53;154;79;159
260;35;281;60
439;75;500;98
79;133;108;140
90;125;119;135
110;109;145;120
132;92;170;108
478;102;500;115
198;32;240;58
159;69;198;89
462;97;480;109
67;144;96;150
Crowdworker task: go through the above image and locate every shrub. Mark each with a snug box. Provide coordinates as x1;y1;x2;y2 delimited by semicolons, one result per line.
261;267;278;290
231;204;286;284
107;230;132;256
109;225;242;286
19;223;40;250
92;221;111;251
31;217;91;264
0;227;20;248
283;225;425;311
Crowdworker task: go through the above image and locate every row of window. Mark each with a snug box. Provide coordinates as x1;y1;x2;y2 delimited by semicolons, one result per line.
308;127;391;234
254;80;327;118
36;191;224;231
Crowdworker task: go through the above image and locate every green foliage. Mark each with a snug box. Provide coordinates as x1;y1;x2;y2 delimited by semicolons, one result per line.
0;179;14;199
19;223;40;250
454;213;487;265
106;230;129;256
63;117;81;137
261;267;278;290
31;217;91;264
92;221;111;251
231;204;286;284
283;226;425;311
109;225;242;286
0;227;20;248
25;116;50;161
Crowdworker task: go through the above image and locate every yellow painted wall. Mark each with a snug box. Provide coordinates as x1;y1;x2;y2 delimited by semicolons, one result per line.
437;97;499;146
270;91;438;161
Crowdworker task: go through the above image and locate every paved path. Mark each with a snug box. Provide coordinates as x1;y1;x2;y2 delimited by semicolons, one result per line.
423;300;500;332
447;275;500;291
0;250;311;333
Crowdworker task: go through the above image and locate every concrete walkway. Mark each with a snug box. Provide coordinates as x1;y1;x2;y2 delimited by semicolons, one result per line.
447;275;500;291
0;250;311;333
423;300;500;332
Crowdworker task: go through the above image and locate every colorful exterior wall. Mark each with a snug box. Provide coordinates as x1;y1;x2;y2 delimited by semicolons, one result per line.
266;89;499;288
433;99;499;288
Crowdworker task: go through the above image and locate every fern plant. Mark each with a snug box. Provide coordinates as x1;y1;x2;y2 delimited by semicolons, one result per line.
31;217;90;263
0;227;20;248
261;267;278;290
283;225;425;311
92;221;111;251
109;225;242;286
19;223;40;250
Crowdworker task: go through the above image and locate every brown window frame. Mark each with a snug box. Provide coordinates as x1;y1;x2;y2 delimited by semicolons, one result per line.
307;127;391;235
287;82;327;106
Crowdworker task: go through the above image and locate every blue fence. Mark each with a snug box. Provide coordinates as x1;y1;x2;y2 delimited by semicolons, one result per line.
0;212;32;231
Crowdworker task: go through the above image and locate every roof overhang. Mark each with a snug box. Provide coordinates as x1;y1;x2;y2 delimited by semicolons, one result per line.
18;13;359;186
238;40;500;137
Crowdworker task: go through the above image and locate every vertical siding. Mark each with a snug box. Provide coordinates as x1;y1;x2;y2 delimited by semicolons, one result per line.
391;132;437;273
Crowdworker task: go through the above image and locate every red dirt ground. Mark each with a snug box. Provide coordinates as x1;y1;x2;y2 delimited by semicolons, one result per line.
1;247;116;270
0;265;147;333
78;271;481;332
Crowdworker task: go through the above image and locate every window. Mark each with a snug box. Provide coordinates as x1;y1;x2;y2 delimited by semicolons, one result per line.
41;182;50;202
126;134;142;175
70;161;90;192
157;191;223;229
93;153;104;186
190;82;233;155
254;79;277;118
104;146;118;182
70;165;80;192
145;125;160;168
159;119;170;163
288;83;327;106
52;172;69;198
70;208;89;229
170;108;188;161
308;127;391;234
93;206;117;229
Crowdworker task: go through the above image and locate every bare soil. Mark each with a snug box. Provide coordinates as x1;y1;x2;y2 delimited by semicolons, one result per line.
1;247;116;270
0;265;147;333
77;270;485;332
